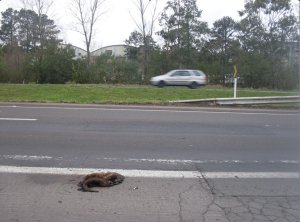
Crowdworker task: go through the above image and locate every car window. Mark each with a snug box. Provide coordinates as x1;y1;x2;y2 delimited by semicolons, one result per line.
193;70;204;76
181;71;191;76
171;71;191;77
170;71;181;77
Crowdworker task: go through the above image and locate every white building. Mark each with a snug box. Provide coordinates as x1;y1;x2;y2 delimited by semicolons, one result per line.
72;46;87;59
60;44;129;59
91;45;127;57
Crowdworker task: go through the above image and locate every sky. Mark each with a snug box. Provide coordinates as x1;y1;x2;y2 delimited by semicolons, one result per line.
0;0;299;50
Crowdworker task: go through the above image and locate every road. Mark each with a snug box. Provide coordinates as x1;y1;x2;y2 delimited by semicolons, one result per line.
0;103;299;222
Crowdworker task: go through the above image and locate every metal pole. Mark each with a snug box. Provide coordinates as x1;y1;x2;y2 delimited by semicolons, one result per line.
299;0;300;94
234;78;237;99
233;65;238;98
298;0;300;93
298;0;300;181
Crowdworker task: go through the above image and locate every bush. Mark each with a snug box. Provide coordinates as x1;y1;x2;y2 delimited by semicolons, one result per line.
90;54;139;84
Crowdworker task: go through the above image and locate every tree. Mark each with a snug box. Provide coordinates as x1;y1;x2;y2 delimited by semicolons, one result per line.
0;7;62;83
158;0;208;68
0;9;25;83
17;9;37;52
125;31;144;48
238;0;298;89
24;44;75;83
18;0;61;84
20;0;57;49
125;30;156;65
0;8;60;51
128;0;159;81
89;54;139;84
211;16;238;84
37;13;61;46
70;0;107;67
0;46;6;82
211;17;237;61
125;31;143;60
0;8;19;46
0;44;25;83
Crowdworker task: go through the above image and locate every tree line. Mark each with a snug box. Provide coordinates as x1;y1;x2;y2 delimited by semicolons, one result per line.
0;0;298;89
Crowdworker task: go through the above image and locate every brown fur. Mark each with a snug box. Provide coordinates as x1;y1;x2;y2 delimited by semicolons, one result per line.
78;172;125;192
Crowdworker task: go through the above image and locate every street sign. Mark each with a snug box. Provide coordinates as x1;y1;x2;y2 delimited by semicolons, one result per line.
233;65;237;78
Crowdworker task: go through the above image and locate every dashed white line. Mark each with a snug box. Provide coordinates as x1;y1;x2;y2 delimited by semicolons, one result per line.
2;155;52;161
0;165;299;179
0;118;37;121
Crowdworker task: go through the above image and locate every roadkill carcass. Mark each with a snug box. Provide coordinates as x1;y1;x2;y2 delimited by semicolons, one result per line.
78;172;125;192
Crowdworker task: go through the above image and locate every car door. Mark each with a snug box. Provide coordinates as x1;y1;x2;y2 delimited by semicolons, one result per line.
166;71;191;85
180;71;192;85
165;71;181;85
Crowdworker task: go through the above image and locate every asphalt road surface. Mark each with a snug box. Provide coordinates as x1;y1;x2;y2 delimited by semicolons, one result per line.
0;103;299;222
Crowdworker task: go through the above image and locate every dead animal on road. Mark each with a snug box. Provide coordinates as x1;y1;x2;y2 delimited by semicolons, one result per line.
77;172;125;192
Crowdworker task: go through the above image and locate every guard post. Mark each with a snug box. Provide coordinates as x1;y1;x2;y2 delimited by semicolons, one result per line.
233;65;238;98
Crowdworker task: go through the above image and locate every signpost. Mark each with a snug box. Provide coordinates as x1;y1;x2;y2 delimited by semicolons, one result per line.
233;65;238;98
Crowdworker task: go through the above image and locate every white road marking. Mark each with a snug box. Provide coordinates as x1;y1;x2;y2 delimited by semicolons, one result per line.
0;105;297;116
1;155;299;164
0;118;37;121
0;165;299;179
202;172;300;179
2;155;52;161
102;157;300;164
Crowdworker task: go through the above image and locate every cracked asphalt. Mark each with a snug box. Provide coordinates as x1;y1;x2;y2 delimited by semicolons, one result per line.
0;172;299;222
199;177;300;222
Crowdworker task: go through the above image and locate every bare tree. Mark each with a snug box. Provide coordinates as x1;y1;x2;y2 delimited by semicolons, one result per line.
70;0;107;67
129;0;159;80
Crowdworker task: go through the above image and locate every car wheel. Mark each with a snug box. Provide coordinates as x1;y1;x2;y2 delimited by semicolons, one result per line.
158;81;165;88
189;82;198;89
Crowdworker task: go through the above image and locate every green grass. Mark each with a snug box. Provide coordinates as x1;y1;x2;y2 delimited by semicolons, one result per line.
0;84;298;104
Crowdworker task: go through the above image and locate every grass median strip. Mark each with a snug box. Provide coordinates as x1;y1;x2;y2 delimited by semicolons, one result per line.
0;84;297;105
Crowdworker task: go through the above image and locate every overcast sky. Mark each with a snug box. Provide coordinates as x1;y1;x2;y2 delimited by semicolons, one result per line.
0;0;299;50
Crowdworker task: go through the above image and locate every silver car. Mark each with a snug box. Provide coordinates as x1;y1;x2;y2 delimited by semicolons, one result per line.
150;69;207;89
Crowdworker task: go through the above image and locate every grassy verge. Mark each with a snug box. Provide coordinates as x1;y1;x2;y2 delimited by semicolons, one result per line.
0;84;298;104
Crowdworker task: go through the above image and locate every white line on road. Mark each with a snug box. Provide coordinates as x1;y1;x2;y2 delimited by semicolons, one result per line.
0;166;299;179
0;105;297;116
102;157;300;164
2;155;52;161
0;118;37;121
2;155;299;164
